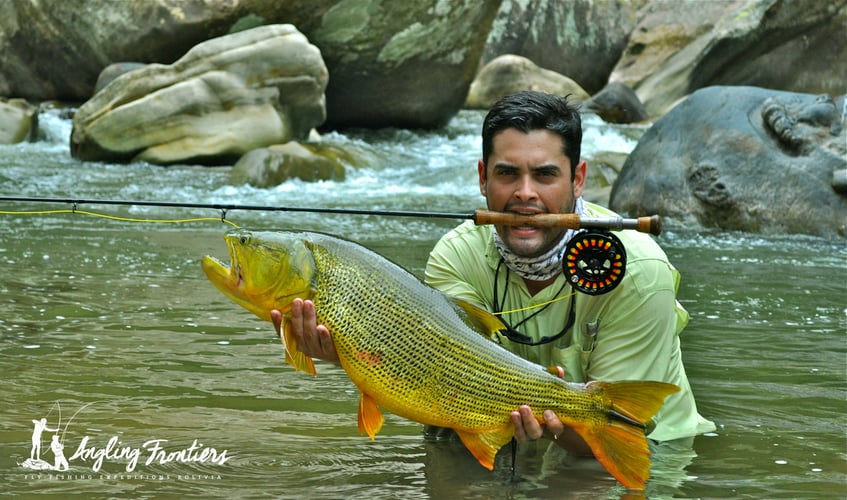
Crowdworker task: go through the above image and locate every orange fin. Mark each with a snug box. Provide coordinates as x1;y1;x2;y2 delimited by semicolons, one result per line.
452;298;508;339
357;392;384;440
570;380;679;490
280;317;317;376
454;426;515;470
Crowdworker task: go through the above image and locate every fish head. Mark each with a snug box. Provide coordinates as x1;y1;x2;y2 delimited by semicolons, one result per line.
202;230;316;322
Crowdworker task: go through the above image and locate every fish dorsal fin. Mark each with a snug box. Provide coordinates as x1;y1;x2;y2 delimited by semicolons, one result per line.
452;298;507;339
358;392;384;440
280;317;317;376
454;426;515;471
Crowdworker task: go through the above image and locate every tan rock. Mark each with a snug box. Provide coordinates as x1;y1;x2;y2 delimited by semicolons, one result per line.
71;24;328;164
0;98;37;144
465;55;589;110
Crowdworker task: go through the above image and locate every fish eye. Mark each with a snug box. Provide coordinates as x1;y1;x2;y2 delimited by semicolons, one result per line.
239;234;250;245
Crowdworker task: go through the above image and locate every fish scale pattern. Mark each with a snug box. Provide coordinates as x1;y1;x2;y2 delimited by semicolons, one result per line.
303;233;609;430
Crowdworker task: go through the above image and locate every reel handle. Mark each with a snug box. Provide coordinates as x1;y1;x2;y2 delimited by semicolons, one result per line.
473;210;662;236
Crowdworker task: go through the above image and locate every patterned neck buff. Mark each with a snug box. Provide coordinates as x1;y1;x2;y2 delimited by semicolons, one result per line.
492;197;587;282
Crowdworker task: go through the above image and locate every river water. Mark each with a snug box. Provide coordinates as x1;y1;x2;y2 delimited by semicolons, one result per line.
0;109;844;499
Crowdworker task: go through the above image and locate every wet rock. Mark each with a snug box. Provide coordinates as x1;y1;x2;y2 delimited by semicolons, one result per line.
1;0;501;130
482;0;643;94
465;55;589;110
71;25;328;165
609;86;847;238
230;142;347;187
94;63;147;94
0;98;37;144
312;0;502;128
581;82;648;124
610;0;847;118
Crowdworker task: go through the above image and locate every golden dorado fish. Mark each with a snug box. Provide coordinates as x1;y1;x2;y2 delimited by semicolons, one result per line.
201;230;679;490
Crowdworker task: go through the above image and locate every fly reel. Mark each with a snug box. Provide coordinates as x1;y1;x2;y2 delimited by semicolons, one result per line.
564;230;626;295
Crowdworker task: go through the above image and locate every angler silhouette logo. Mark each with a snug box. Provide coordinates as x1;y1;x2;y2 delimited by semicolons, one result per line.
21;401;92;471
20;402;231;473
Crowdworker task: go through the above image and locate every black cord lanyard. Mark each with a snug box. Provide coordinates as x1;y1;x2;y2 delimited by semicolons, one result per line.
492;259;576;346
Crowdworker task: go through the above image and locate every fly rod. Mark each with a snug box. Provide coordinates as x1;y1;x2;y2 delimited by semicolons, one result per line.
0;196;662;235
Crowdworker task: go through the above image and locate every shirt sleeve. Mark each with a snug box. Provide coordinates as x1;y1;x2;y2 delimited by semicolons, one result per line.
424;227;490;310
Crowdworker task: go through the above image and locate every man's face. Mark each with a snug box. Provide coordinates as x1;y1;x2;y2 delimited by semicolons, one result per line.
479;128;586;258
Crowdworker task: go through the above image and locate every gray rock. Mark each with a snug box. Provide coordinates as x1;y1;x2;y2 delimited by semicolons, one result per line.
311;0;502;128
71;25;328;165
482;0;643;94
610;0;847;118
581;82;648;124
609;86;847;238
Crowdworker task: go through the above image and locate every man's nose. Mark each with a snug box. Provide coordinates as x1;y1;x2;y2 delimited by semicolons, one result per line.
513;176;538;201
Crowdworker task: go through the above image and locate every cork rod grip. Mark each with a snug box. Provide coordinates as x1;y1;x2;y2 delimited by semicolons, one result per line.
472;210;662;236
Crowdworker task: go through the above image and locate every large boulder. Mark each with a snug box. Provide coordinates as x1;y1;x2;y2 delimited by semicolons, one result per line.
308;0;502;128
482;0;644;94
0;0;242;101
610;0;847;118
609;86;847;238
464;55;589;110
1;0;501;129
71;25;328;164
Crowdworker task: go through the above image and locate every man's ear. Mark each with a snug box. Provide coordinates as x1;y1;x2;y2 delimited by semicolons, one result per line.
478;159;487;197
573;160;587;198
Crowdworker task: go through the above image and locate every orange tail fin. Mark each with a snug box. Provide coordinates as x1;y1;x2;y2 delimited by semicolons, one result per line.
571;380;679;490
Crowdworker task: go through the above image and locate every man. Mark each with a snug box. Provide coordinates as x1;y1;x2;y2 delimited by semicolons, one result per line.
277;90;714;459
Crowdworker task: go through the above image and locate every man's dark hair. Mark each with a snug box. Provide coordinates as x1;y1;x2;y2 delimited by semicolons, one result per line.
481;91;582;181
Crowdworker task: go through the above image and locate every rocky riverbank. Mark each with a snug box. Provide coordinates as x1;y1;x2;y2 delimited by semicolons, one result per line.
0;0;844;236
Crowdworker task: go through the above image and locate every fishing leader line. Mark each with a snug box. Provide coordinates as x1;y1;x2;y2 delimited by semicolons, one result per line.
0;207;241;229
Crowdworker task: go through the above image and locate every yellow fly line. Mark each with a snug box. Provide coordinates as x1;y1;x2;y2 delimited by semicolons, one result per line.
493;291;576;316
0;208;241;229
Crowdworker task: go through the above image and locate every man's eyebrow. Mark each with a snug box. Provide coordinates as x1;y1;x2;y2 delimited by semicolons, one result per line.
492;162;518;171
531;164;562;174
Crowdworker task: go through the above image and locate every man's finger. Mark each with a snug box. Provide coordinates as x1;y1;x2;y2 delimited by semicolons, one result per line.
271;309;283;339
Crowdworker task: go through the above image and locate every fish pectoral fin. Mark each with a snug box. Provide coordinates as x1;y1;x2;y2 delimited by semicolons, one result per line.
357;392;384;440
280;317;317;376
454;426;514;471
452;298;508;340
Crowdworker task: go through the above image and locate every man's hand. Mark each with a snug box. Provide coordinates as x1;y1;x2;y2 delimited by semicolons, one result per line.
510;406;566;443
510;366;595;457
271;298;339;363
510;406;593;456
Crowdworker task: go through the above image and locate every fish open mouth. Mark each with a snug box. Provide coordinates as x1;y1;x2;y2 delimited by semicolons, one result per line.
201;255;236;289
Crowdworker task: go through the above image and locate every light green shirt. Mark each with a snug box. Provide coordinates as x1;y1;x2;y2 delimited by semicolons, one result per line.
425;202;715;441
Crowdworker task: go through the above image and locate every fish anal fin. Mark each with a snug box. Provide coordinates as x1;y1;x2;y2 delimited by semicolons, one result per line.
452;298;507;339
358;392;384;440
454;426;514;471
280;317;317;376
